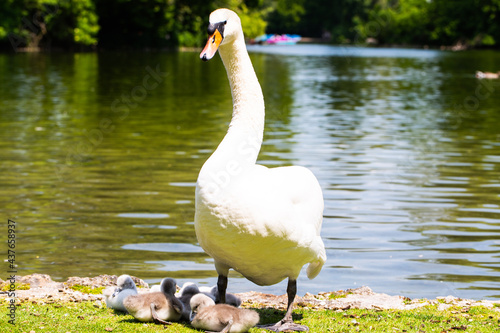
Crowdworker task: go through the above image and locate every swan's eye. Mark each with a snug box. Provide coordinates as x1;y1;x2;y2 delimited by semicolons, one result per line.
224;20;227;25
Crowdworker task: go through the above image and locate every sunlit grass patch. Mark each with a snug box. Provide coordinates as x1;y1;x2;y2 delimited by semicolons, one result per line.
0;282;30;291
69;284;105;294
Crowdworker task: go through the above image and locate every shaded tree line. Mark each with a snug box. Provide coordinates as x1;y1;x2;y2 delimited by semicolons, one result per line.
1;0;499;51
269;0;500;48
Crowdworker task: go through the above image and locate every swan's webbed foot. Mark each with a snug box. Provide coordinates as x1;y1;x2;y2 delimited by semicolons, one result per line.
259;319;309;332
150;303;172;325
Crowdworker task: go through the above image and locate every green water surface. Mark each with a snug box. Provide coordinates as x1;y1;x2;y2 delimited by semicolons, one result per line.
1;46;499;299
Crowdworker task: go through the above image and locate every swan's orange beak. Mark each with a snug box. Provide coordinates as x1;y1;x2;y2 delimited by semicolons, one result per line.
200;29;223;61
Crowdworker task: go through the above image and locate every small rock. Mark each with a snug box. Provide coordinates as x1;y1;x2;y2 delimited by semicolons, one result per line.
437;303;449;311
19;274;53;288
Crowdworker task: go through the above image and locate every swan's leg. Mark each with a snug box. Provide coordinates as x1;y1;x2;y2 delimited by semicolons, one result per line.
217;274;228;304
259;279;309;332
283;278;297;322
150;303;172;325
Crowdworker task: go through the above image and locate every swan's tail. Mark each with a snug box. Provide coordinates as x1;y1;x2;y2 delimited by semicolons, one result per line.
306;237;326;279
306;260;324;279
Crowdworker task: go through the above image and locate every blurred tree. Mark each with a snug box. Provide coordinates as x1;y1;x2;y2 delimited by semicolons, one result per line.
429;0;500;47
49;0;99;47
266;0;305;33
174;0;211;47
0;0;56;50
0;0;99;51
266;0;367;42
353;0;500;47
353;0;430;45
0;0;23;43
95;0;177;48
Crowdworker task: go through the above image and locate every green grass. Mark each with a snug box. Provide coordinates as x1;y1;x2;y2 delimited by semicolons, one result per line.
69;284;106;295
1;282;30;291
2;298;499;332
327;290;350;300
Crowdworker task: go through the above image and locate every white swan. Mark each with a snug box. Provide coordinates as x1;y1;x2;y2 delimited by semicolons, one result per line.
190;293;259;333
103;274;138;312
196;8;326;332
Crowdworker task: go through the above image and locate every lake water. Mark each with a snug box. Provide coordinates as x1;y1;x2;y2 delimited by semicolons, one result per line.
1;45;499;300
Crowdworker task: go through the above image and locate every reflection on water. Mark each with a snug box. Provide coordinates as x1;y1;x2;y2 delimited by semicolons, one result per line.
1;46;499;299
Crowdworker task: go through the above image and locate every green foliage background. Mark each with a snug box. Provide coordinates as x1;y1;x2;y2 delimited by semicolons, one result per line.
0;0;499;50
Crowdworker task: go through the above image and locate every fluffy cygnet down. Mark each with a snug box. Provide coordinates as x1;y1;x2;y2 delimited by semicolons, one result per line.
200;285;242;307
176;282;243;321
190;293;259;333
177;282;201;321
103;274;138;312
123;278;183;324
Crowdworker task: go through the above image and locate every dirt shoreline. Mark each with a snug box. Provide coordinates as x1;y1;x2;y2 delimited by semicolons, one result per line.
1;274;499;312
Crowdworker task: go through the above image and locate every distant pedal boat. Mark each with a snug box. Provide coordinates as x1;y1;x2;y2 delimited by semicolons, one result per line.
253;34;301;45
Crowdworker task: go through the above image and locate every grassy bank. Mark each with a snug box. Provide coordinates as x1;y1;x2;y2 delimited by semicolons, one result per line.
2;298;499;333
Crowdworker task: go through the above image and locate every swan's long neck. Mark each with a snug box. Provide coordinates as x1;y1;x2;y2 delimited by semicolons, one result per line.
206;37;265;170
220;38;265;143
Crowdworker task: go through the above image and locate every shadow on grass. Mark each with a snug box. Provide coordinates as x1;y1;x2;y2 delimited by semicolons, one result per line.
118;316;197;330
255;307;304;325
118;317;143;324
113;306;303;330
